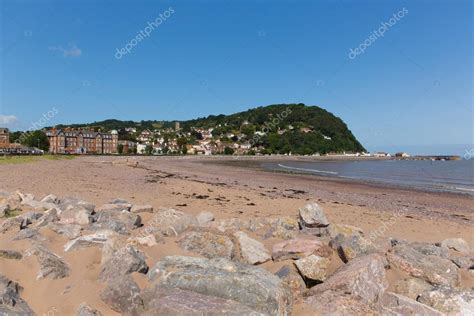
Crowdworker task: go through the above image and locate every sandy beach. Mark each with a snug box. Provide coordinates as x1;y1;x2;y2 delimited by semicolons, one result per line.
1;155;473;315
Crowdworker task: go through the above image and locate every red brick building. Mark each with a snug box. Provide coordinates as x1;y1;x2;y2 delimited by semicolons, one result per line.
46;129;118;154
0;128;9;147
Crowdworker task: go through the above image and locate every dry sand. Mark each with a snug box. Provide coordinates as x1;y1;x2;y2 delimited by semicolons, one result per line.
0;155;472;314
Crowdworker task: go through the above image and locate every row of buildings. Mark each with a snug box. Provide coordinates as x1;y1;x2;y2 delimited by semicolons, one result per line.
46;129;119;154
0;128;43;155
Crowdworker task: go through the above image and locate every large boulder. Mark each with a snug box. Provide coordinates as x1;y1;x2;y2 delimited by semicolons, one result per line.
64;230;117;252
147;256;293;315
233;231;270;264
177;229;235;260
33;208;59;227
377;292;444;315
264;217;299;240
130;205;153;214
441;238;471;254
20;199;57;212
100;274;145;316
275;265;307;301
294;255;330;283
298;203;329;228
306;253;388;304
99;245;148;282
0;274;35;315
272;238;331;262
196;211;215;226
418;285;474;315
92;210;141;235
304;290;377;315
145;208;198;236
141;286;261;315
76;303;103;316
59;207;94;226
387;244;459;286
58;197;95;212
336;234;378;262
30;244;70;279
393;277;433;300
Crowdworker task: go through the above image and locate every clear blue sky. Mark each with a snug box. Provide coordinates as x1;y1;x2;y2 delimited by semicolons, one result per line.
0;0;472;154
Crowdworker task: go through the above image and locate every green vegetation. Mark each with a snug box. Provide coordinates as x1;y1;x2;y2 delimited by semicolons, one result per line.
0;155;75;165
2;209;21;218
46;103;365;154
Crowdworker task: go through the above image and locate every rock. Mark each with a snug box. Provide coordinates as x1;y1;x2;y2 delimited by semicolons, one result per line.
59;207;94;226
378;292;444;315
275;265;307;300
264;217;299;240
294;255;330;283
177;229;235;260
33;207;59;227
0;250;23;260
0;203;11;217
58;197;95;212
99;245;148;282
92;210;141;234
328;223;364;239
15;191;34;203
110;198;131;204
387;243;459;286
97;203;132;212
0;274;35;315
12;228;44;241
393;277;433;300
196;211;215;226
131;204;153;213
100;237;127;265
76;303;103;316
41;194;59;204
307;253;388;304
272;238;330;262
145;208;198;236
127;234;158;247
441;238;471;254
21;199;56;212
147;256;293;315
418;285;474;315
64;230;116;252
337;234;378;262
212;217;269;233
30;244;70;279
409;241;449;258
0;217;23;233
298;203;329;228
48;222;82;239
451;255;474;269
100;274;144;316
233;231;270;264
304;290;377;315
141;286;261;315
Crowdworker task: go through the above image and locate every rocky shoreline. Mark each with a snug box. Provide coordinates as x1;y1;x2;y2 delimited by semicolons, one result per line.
1;190;473;315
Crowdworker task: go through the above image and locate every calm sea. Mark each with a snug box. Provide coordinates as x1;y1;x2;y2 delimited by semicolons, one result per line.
262;159;474;194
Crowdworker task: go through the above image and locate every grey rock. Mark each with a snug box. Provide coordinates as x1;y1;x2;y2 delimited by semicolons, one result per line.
418;285;474;315
327;223;364;239
110;198;131;204
337;234;378;263
177;229;235;260
0;217;23;233
59;207;94;226
58;197;95;212
196;211;215;226
0;274;35;316
141;286;262;315
20;199;56;212
304;290;377;315
451;255;474;269
12;228;43;241
64;230;117;252
0;249;23;260
233;231;270;264
298;203;329;228
48;223;82;239
30;244;70;279
130;204;153;213
76;303;103;316
307;253;388;304
92;210;141;235
33;208;59;227
378;292;444;315
41;194;59;204
97;203;132;212
441;238;471;254
100;274;144;316
272;238;331;262
264;217;299;240
99;245;148;282
393;277;433;300
410;241;449;258
387;244;459;286
147;256;293;315
294;255;330;283
275;265;307;300
0;203;11;217
145;208;198;236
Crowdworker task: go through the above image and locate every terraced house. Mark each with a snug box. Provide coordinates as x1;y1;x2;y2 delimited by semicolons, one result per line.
46;129;118;154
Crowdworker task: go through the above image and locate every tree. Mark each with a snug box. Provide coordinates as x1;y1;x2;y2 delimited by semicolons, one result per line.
23;130;49;151
223;147;234;155
117;144;124;154
145;145;153;155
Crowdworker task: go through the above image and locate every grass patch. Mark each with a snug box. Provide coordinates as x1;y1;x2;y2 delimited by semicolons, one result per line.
3;209;21;218
0;155;75;165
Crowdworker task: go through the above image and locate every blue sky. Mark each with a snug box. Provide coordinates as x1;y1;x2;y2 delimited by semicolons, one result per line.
0;0;472;154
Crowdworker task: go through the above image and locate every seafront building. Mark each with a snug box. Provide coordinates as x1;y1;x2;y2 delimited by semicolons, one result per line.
46;129;118;154
0;128;10;147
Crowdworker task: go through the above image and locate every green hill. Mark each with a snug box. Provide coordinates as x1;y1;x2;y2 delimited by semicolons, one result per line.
51;103;365;154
